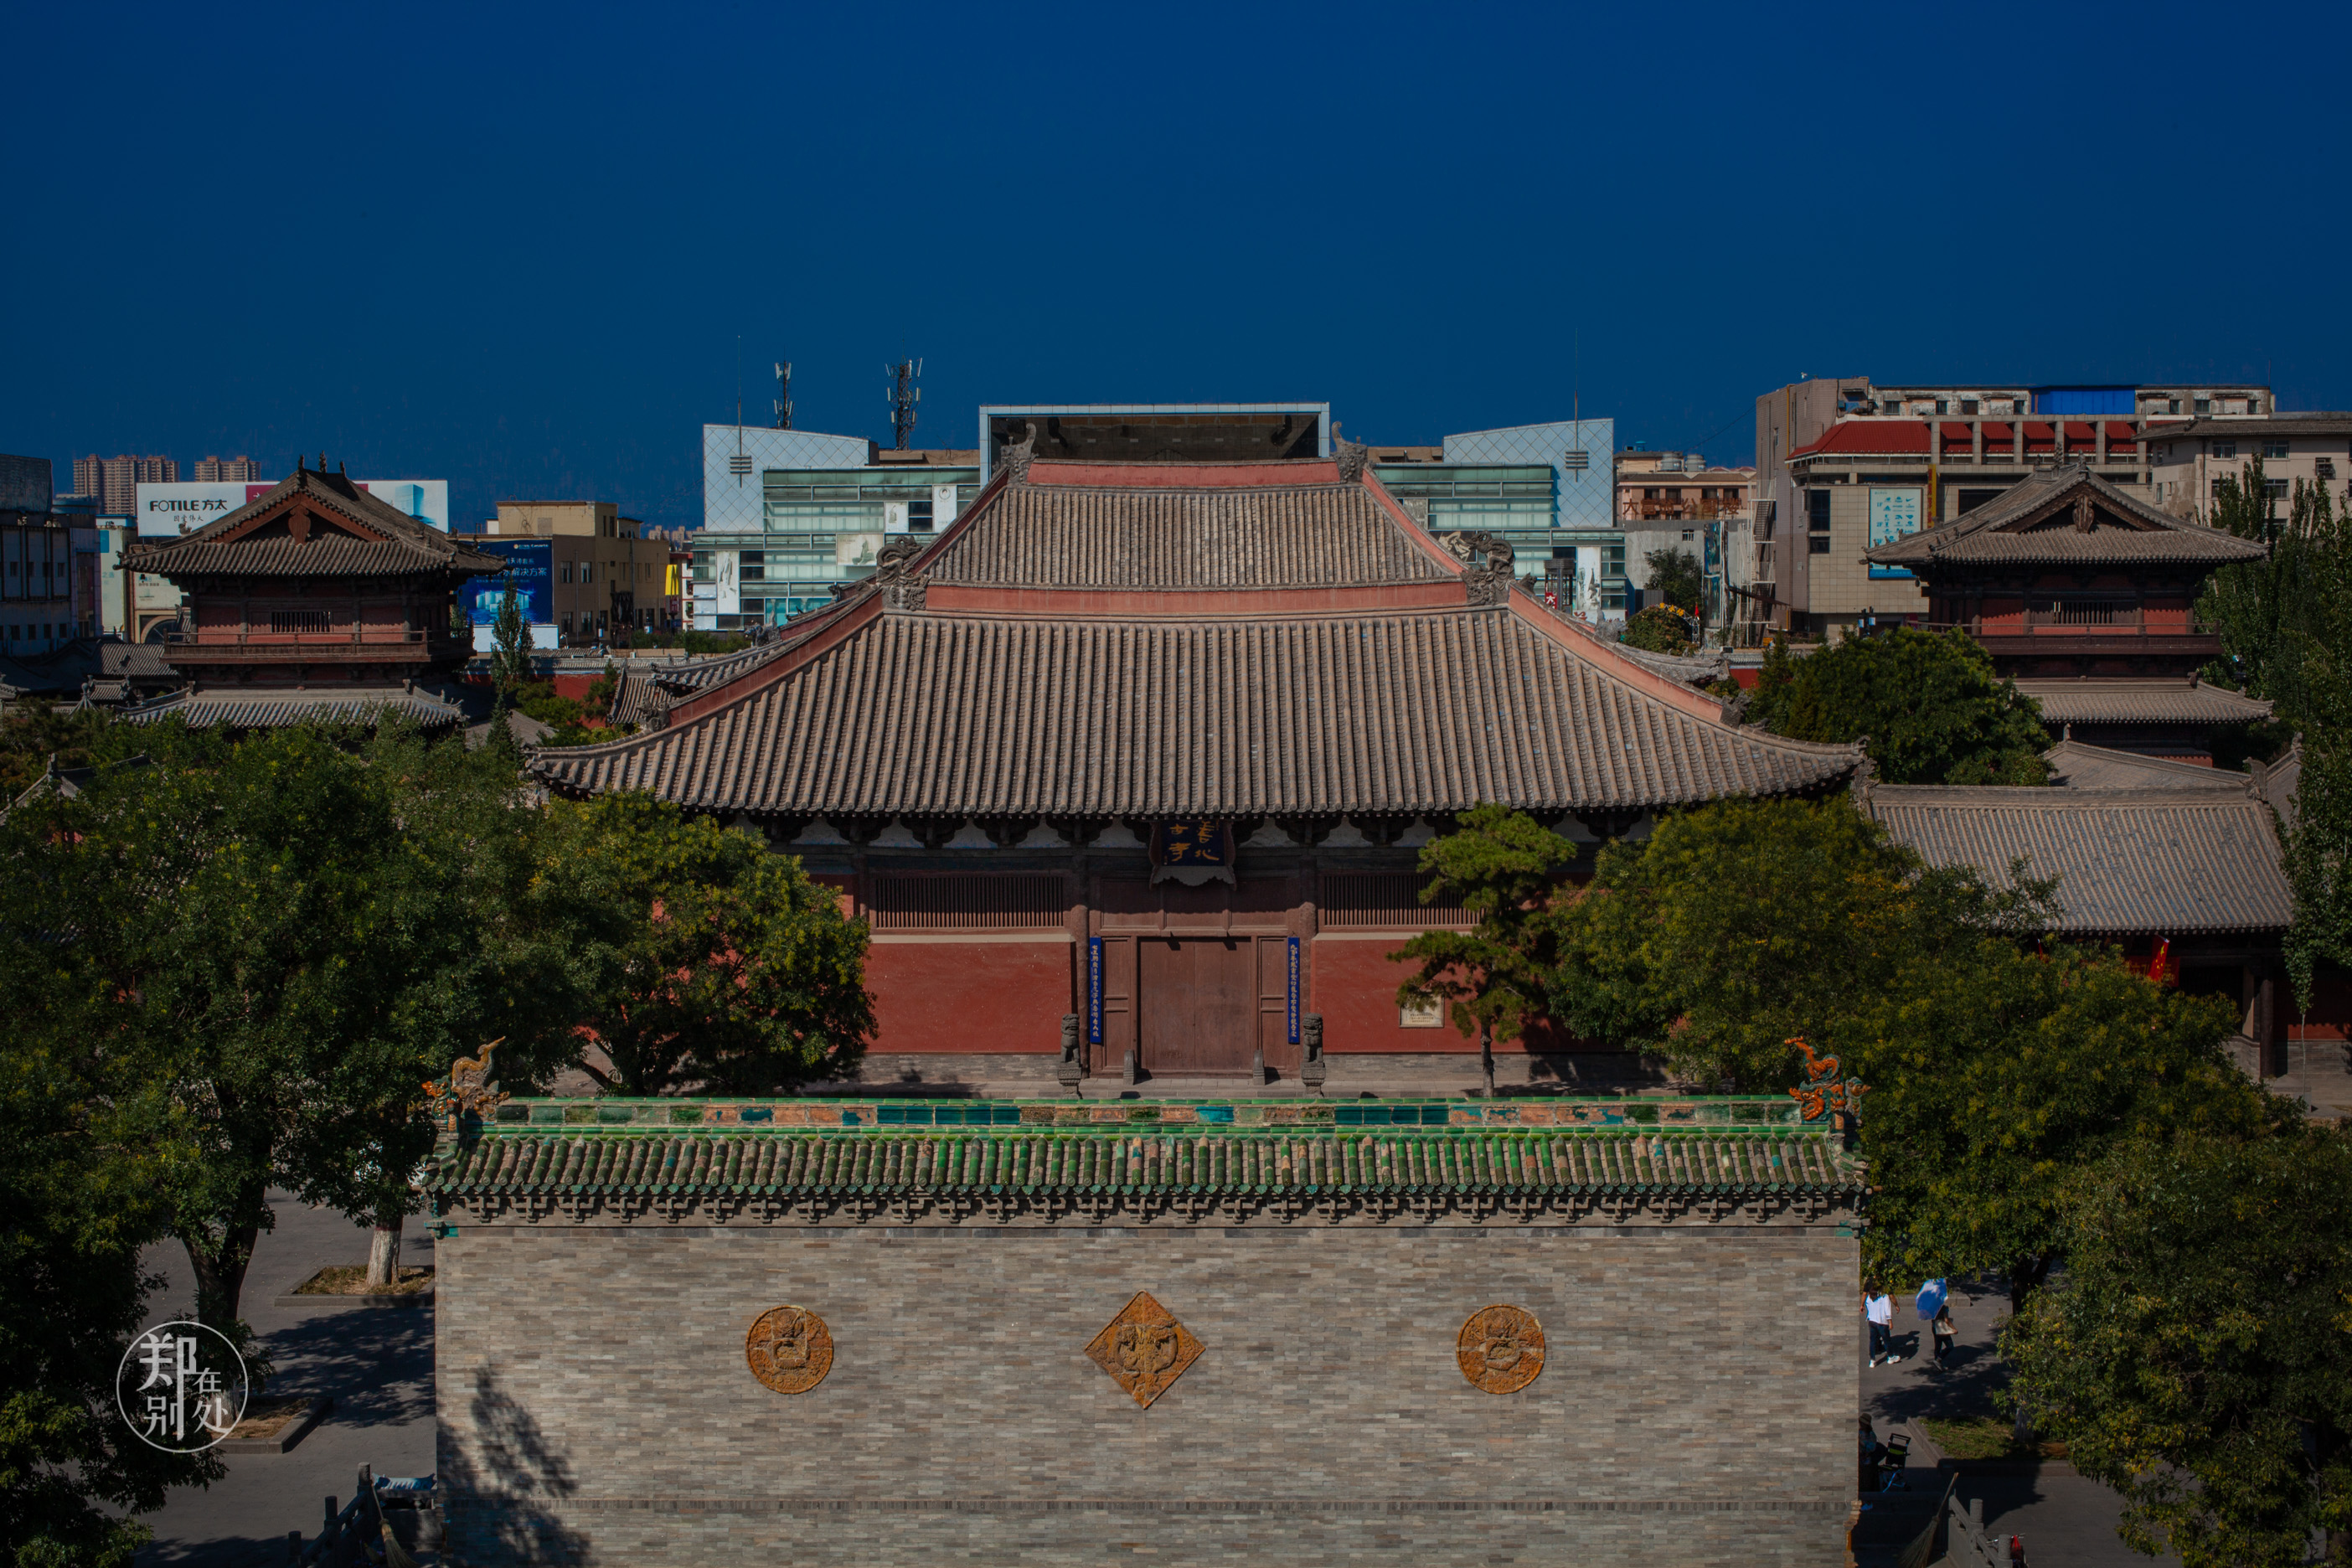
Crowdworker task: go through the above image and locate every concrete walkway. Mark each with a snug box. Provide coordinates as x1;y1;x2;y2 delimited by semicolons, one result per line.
132;1197;436;1567
1859;1281;2178;1568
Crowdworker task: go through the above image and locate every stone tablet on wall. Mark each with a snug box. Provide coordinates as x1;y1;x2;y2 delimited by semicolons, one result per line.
1457;1305;1545;1395
745;1305;833;1395
1084;1291;1204;1409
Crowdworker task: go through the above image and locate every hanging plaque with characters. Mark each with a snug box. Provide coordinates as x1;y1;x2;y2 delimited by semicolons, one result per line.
1147;818;1236;886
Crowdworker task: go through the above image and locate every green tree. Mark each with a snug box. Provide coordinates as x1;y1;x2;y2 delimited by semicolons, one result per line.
1643;547;1704;615
275;725;586;1286
490;575;533;694
0;701;111;799
541;794;874;1095
1544;797;2050;1089
1621;604;1695;655
0;974;217;1565
1761;625;2051;785
1540;794;2265;1316
1388;804;1577;1095
2004;1127;2352;1568
3;722;579;1324
1850;945;2270;1313
2196;465;2352;1008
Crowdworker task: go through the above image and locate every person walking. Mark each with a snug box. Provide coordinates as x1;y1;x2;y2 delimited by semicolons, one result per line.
1931;1302;1957;1365
1865;1285;1896;1366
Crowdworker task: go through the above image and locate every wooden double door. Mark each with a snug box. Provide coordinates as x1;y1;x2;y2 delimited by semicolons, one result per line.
1133;934;1294;1077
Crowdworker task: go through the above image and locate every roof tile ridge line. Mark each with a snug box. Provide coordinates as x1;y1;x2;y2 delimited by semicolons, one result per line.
910;462;1024;581
556;592;888;774
1357;465;1481;580
1502;592;1772;745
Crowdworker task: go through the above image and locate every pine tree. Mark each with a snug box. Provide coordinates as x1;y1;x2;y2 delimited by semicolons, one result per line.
490;578;532;694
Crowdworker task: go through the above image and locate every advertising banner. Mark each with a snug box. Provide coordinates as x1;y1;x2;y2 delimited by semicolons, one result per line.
135;478;451;536
466;539;553;625
1868;487;1923;580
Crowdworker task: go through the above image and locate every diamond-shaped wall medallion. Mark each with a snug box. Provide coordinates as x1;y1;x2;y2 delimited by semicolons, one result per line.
1085;1292;1204;1410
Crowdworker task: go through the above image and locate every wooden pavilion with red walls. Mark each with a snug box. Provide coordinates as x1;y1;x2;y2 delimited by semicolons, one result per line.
116;459;502;730
1865;464;2271;759
534;434;1864;1091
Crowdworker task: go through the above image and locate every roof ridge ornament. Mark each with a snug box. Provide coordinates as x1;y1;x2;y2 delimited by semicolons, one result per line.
1001;420;1038;484
1442;529;1516;606
1334;436;1370;483
874;534;927;611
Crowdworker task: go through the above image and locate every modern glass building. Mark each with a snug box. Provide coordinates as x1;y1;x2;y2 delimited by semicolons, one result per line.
693;425;977;631
1372;415;1627;613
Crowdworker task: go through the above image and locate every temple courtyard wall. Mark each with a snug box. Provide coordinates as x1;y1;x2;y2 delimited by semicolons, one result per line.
436;1221;1856;1565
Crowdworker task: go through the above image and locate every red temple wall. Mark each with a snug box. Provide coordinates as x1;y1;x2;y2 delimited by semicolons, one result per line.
865;938;1075;1055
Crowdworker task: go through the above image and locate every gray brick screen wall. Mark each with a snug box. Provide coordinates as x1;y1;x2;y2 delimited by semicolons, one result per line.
437;1223;1857;1565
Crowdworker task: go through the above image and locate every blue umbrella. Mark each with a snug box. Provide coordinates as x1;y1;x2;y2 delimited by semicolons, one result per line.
1915;1278;1947;1320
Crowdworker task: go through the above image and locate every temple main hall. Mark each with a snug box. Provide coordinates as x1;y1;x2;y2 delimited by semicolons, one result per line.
533;434;1864;1089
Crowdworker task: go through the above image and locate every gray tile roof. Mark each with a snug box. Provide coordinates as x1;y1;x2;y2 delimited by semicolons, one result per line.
530;606;1861;818
116;683;474;730
605;662;671;730
1865;466;2267;568
2018;678;2272;725
126;467;503;580
1870;785;2290;934
921;482;1454;588
2142;414;2352;443
651;636;806;694
2045;740;2248;792
539;462;1858;818
427;1109;1864;1203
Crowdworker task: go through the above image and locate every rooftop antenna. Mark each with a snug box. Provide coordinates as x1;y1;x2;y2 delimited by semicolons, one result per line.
886;358;921;451
730;335;751;485
774;360;793;431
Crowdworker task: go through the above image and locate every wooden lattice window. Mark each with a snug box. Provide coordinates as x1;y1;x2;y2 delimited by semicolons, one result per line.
1318;873;1472;931
862;872;1069;932
267;610;332;633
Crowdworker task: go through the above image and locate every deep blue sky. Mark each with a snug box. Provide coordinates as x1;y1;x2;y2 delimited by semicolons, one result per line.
7;2;2348;532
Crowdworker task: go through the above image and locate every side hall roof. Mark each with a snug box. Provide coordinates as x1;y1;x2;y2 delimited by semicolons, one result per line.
2018;678;2272;726
1865;466;2266;569
1870;784;2289;935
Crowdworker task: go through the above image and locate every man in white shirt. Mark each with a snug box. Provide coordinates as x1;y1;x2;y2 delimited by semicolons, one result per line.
1865;1286;1898;1366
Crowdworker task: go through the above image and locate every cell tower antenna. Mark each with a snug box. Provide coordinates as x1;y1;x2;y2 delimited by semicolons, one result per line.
728;334;751;486
774;360;793;431
886;358;922;451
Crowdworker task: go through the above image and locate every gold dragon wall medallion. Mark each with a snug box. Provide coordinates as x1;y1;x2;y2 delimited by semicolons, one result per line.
1084;1291;1204;1410
1457;1304;1545;1395
745;1305;834;1395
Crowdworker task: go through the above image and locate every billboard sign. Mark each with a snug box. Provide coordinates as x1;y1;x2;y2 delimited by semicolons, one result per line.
1868;487;1923;580
465;539;553;626
135;478;451;537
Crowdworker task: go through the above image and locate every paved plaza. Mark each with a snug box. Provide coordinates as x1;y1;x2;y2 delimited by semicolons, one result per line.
133;1197;436;1567
1859;1281;2180;1568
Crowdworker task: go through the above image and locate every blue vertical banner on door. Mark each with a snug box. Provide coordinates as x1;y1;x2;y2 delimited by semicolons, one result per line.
1088;937;1103;1046
1286;936;1300;1044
